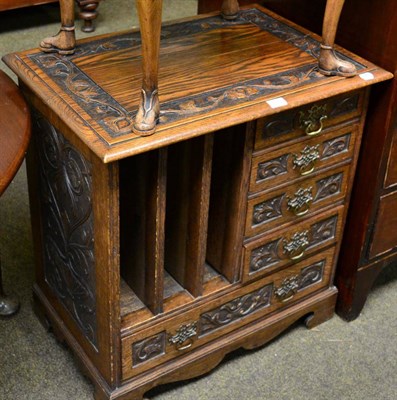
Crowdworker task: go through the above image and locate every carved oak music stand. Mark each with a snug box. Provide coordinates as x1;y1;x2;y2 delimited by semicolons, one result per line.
39;0;356;136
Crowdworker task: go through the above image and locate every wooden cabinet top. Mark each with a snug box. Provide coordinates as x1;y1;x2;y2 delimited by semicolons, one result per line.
3;5;392;162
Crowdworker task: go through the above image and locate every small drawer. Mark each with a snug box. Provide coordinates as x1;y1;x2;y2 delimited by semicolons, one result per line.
254;90;364;152
250;124;359;194
246;164;350;237
121;248;335;381
243;206;344;281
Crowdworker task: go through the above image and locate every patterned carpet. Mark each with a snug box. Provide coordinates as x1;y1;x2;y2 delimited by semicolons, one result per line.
0;2;396;399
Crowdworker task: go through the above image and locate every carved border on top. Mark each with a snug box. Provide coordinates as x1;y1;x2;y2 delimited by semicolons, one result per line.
28;9;365;140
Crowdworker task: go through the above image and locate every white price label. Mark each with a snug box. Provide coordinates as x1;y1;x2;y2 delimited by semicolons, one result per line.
266;97;288;109
359;72;375;81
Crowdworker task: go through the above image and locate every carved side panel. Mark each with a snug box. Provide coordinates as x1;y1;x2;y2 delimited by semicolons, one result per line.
199;284;273;336
132;333;166;367
256;154;289;182
33;111;97;347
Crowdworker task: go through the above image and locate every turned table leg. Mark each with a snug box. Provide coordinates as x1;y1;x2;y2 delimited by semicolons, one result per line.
319;0;356;77
133;0;163;136
76;0;100;33
0;255;19;317
40;0;76;55
221;0;240;20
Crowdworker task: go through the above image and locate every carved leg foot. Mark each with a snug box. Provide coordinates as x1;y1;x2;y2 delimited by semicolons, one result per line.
318;45;356;77
221;0;240;20
40;26;76;55
132;89;160;136
76;0;100;33
319;0;356;77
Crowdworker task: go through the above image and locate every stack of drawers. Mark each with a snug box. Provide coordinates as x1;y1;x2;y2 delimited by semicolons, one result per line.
243;90;366;303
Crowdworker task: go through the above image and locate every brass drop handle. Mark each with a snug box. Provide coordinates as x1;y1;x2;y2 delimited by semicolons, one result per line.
168;322;197;352
287;188;313;218
274;275;300;303
299;105;328;137
292;145;320;176
303;115;327;136
176;340;193;351
283;231;309;261
300;163;316;176
290;250;305;260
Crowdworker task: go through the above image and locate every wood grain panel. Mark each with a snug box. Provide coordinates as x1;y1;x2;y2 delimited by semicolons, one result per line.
75;25;311;109
369;192;397;259
119;149;167;315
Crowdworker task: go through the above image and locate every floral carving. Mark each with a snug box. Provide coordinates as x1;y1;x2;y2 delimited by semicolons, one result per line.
300;261;325;289
33;111;97;347
132;333;166;366
200;284;273;335
314;173;343;202
250;239;282;272
252;195;285;225
309;216;338;248
257;154;289;182
322;134;351;158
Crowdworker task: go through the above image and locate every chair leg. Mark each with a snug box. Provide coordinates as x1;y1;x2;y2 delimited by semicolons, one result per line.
221;0;240;20
0;255;19;318
318;0;356;77
132;0;163;136
40;0;76;55
76;0;100;33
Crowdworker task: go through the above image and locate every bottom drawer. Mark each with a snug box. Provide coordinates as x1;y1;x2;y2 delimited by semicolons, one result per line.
121;247;336;381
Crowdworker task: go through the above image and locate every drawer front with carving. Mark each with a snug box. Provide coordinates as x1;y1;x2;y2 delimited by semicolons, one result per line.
243;206;344;281
121;249;335;381
250;124;358;194
254;90;364;152
245;164;350;237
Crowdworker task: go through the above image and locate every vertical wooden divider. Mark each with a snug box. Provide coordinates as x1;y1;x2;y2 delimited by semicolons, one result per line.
207;123;254;283
165;135;214;297
120;148;167;315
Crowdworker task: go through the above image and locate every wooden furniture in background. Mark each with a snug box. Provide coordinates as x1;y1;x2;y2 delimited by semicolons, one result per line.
40;0;356;136
4;5;391;399
199;0;397;320
0;70;31;317
0;0;100;32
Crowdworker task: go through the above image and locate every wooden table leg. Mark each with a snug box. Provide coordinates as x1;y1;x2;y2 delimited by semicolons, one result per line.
40;0;76;55
221;0;240;20
76;0;100;33
0;255;19;317
133;0;163;136
319;0;356;77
